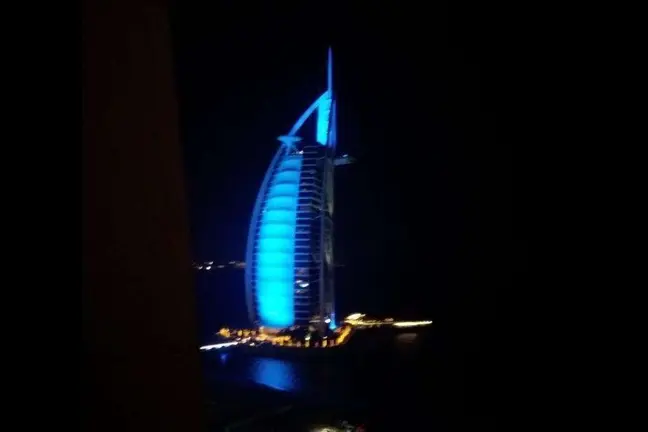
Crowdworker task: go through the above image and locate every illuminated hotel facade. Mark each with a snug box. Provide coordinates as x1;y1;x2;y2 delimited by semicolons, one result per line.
244;49;350;332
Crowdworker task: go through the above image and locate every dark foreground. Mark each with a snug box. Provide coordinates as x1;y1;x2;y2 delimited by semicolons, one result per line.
203;380;368;431
201;327;496;431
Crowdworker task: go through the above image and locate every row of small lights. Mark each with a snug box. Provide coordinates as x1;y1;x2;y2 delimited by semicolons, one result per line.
199;314;431;351
198;323;352;351
192;260;245;270
344;313;433;328
212;326;352;348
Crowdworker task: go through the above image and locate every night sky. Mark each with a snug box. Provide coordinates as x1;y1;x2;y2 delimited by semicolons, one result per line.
171;3;508;346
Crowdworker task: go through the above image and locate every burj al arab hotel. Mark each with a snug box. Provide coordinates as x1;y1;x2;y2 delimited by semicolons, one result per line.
244;49;353;333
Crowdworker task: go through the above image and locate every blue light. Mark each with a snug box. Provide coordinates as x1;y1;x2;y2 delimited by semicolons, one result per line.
330;100;337;149
267;183;298;197
273;170;300;185
263;210;292;224
316;92;332;145
327;47;333;93
258;237;293;249
328;311;337;330
266;196;296;209
255;154;303;328
250;357;298;392
277;135;301;150
288;92;328;137
259;223;293;237
246;49;338;329
318;47;334;146
245;145;285;324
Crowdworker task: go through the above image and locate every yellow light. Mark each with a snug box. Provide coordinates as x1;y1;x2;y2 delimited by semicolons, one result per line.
392;320;433;327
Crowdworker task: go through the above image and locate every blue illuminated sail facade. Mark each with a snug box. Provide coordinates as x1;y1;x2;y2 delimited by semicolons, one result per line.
245;49;339;331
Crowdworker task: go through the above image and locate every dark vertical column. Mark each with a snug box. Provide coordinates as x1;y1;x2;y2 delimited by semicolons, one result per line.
82;1;203;431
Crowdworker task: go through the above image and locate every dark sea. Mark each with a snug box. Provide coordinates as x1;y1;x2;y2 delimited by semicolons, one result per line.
194;269;495;430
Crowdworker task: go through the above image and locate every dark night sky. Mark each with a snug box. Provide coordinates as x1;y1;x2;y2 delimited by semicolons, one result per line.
171;3;509;333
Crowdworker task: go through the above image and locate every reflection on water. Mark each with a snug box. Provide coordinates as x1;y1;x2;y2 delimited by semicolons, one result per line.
206;329;431;407
249;357;300;392
212;351;305;394
395;333;417;343
212;350;352;401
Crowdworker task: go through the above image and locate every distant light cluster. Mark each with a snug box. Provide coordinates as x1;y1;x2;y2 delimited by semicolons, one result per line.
200;324;353;349
192;260;245;271
343;312;432;328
